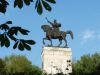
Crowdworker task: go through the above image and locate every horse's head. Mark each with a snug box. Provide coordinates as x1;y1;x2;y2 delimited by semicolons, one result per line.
41;25;52;32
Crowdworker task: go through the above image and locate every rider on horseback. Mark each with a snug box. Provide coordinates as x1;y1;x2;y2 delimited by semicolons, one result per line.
42;19;74;47
46;18;61;35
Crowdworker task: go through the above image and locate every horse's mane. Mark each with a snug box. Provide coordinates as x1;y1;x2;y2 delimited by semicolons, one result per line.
43;25;51;27
42;25;52;30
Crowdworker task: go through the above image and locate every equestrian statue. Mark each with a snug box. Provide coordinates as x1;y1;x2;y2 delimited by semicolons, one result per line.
41;18;74;47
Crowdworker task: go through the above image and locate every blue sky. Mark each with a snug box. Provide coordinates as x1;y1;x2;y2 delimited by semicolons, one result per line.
0;0;100;67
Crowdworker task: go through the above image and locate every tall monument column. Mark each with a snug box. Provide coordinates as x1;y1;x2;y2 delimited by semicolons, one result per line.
42;47;72;75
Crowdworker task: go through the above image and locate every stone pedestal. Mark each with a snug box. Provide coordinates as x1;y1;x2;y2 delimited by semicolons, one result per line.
41;46;72;75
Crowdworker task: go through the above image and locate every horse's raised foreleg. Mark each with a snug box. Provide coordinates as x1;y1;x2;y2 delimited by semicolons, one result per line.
58;39;62;47
64;38;68;47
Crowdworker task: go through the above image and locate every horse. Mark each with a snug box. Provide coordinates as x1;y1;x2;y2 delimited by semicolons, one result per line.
41;25;73;47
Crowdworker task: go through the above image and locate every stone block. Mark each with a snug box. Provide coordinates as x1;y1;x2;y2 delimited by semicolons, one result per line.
41;46;72;75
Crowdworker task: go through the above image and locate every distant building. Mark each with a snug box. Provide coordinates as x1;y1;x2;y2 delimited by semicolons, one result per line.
42;47;72;75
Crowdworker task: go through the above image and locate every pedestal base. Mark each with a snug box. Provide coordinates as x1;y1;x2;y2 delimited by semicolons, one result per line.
41;46;72;75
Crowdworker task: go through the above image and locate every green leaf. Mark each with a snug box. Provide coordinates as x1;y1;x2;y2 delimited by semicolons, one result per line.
6;21;12;24
13;41;19;49
46;0;56;4
30;0;33;2
18;0;23;9
0;34;4;41
14;0;18;7
0;24;9;31
0;0;9;14
25;40;36;45
19;28;30;35
1;40;4;47
4;35;10;48
0;4;6;14
37;0;43;15
1;0;9;5
14;0;23;9
18;42;24;50
0;34;5;47
8;27;21;35
42;0;51;11
35;0;39;9
24;0;31;5
23;42;31;50
8;29;17;35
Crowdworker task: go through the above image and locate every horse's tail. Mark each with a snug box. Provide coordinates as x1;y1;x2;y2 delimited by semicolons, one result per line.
66;30;74;39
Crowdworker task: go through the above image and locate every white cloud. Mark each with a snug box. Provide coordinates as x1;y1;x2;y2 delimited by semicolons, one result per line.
83;31;94;40
80;30;95;44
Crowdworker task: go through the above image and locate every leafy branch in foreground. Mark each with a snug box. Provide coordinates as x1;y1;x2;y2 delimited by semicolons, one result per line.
0;21;35;51
14;0;56;15
0;0;56;15
35;0;56;15
0;0;9;13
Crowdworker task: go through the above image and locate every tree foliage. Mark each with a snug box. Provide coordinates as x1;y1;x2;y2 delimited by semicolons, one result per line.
4;55;33;73
35;0;56;15
72;53;100;75
0;21;35;51
0;0;56;15
0;55;42;75
0;0;9;14
0;58;5;75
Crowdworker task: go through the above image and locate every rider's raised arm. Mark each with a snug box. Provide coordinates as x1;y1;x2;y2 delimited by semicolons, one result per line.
48;21;53;25
46;17;53;25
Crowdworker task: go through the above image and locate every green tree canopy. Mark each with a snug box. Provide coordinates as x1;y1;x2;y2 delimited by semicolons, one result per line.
72;53;100;75
0;58;6;75
4;55;42;75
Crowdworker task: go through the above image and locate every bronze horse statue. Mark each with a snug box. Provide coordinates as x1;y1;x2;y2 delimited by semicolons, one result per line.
41;25;73;47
